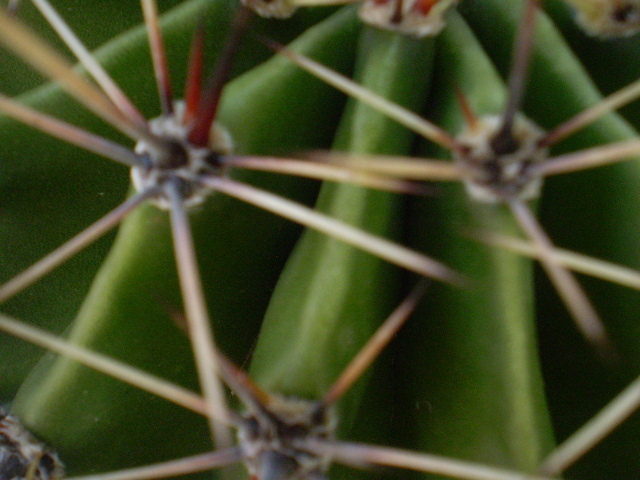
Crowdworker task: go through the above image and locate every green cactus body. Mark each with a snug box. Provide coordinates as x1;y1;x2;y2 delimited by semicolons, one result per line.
1;1;640;479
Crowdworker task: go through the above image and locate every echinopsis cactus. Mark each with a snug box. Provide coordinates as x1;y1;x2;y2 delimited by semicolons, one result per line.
1;1;640;480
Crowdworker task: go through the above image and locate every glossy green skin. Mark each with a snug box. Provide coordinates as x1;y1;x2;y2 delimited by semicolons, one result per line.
0;0;335;398
462;2;640;475
249;25;434;437
1;1;640;479
400;13;555;475
8;6;360;475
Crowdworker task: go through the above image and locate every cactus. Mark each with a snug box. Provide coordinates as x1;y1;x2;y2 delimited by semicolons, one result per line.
1;1;640;479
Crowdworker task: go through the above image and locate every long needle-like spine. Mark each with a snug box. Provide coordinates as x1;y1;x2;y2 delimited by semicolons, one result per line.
141;0;174;116
265;37;462;153
322;281;429;405
221;155;435;193
0;8;155;146
537;373;640;476
0;188;159;303
0;313;214;417
204;176;466;285
65;449;243;480
493;0;539;151
298;439;559;480
541;76;640;148
508;199;615;359
0;93;142;167
165;180;234;451
31;0;149;129
188;5;253;146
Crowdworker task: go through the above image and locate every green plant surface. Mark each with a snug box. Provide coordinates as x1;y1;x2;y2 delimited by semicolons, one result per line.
542;0;640;128
6;5;361;475
400;12;555;476
459;2;640;475
0;0;338;397
249;23;434;424
1;1;640;480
